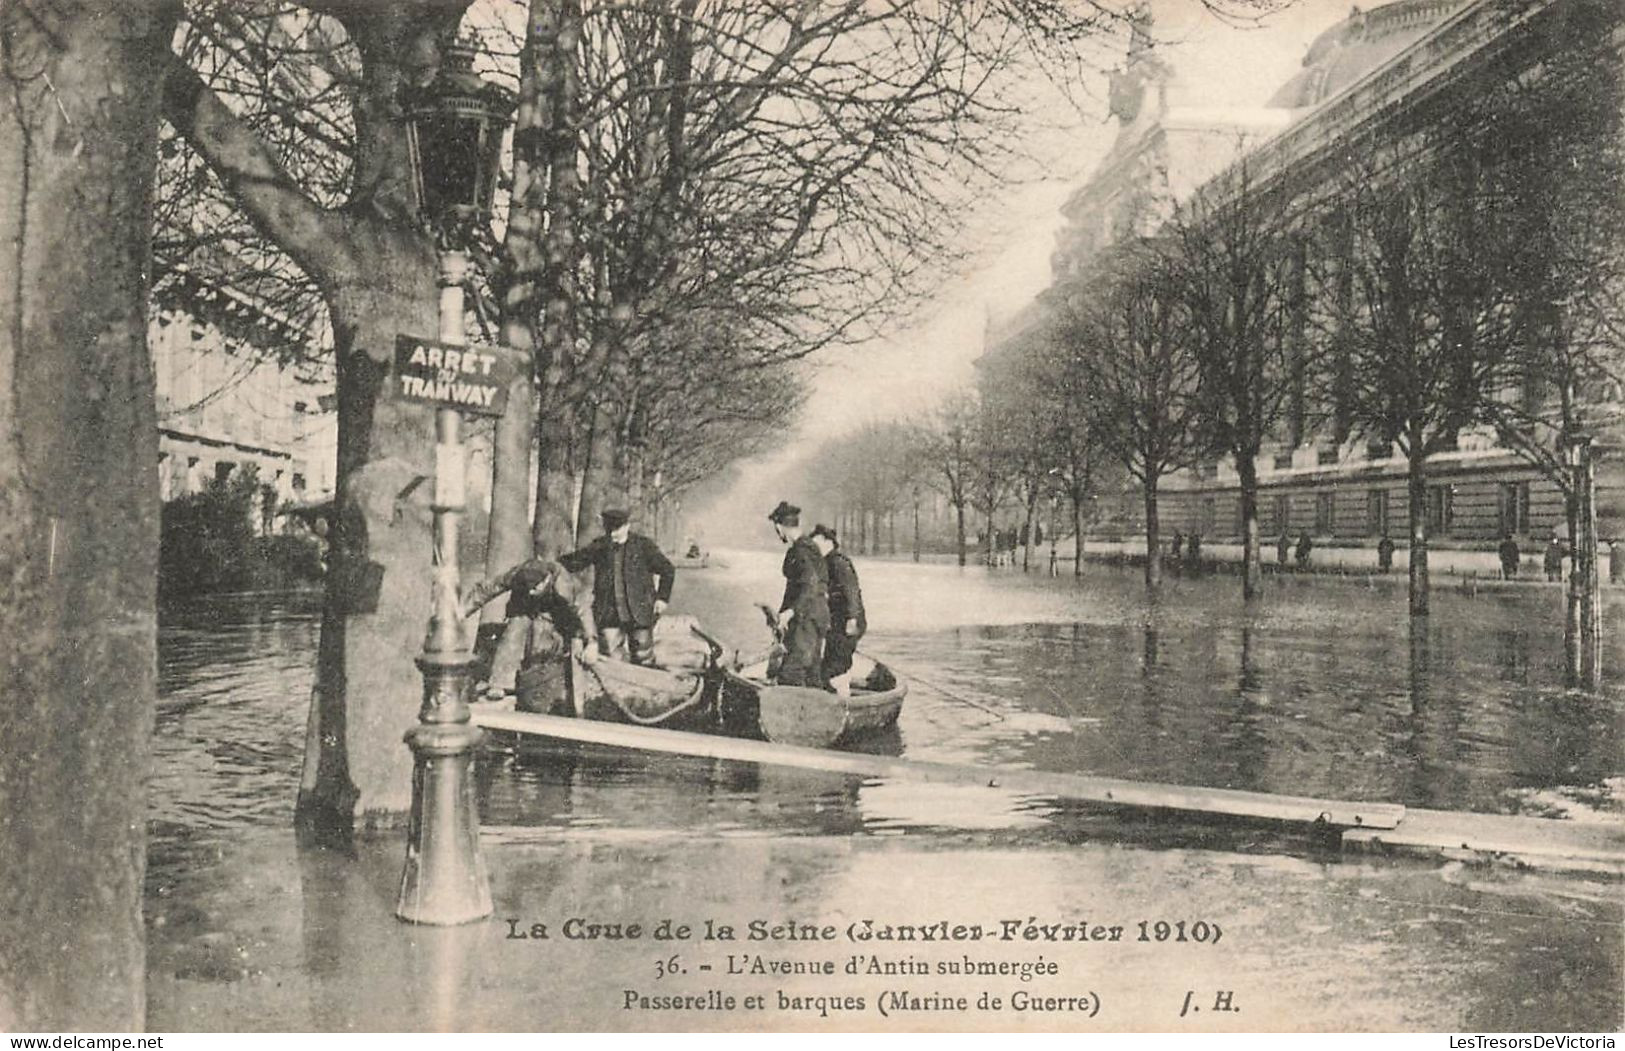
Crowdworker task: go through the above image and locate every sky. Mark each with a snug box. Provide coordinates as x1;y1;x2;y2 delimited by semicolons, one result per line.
692;0;1364;542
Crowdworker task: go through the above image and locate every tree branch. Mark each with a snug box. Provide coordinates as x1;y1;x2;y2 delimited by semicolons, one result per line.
160;46;347;283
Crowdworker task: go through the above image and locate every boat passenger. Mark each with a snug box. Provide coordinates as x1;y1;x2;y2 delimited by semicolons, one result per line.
812;525;866;697
767;500;829;688
462;556;592;710
559;508;675;666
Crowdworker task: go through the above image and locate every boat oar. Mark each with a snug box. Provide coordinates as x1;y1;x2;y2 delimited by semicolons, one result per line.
854;645;1006;722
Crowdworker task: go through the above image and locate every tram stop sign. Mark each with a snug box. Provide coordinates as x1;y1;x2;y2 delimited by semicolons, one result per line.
392;334;519;417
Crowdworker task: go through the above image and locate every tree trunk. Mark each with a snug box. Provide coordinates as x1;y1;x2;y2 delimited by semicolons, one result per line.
1572;440;1601;688
483;3;551;607
533;401;578;556
303;276;441;831
577;402;614;536
1144;481;1162;589
1407;449;1429;617
1022;487;1038;572
1237;454;1261;600
955;501;967;566
0;2;175;1029
912;498;921;562
1072;491;1084;577
530;0;584;559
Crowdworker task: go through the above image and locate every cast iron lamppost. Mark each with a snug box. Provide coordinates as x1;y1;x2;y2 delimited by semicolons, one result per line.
395;41;515;926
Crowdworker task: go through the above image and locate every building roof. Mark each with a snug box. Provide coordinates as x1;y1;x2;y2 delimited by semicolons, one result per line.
1267;0;1470;109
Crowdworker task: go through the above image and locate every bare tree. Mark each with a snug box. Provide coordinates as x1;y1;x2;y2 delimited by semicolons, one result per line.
1456;16;1623;686
1058;242;1204;588
1331;145;1521;617
162;1;480;828
1169;158;1301;599
911;395;979;565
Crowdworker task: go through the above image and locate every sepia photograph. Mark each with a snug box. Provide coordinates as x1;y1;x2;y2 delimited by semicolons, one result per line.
1;0;1621;1036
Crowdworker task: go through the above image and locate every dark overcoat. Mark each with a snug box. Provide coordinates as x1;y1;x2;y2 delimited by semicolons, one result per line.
826;551;866;636
559;533;675;629
779;535;830;629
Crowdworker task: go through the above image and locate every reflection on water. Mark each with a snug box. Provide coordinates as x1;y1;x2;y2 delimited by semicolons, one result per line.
149;559;1624;845
146;563;1624;1032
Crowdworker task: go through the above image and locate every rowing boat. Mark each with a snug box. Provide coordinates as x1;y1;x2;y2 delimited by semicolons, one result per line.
719;656;907;748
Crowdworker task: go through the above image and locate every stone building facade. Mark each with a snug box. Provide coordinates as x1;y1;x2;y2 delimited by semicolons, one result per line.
1015;0;1623;548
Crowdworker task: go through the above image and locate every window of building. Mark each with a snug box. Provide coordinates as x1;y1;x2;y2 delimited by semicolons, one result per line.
1200;498;1216;536
1367;489;1389;536
1273;494;1290;533
1426;485;1453;535
1498;481;1531;535
1365;438;1392;461
1315;492;1335;534
215;461;235;484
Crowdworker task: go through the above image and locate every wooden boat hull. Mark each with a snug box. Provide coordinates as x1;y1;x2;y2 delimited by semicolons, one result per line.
574;659;721;730
720;661;906;748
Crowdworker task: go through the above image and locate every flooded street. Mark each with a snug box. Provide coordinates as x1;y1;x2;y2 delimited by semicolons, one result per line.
146;555;1624;1031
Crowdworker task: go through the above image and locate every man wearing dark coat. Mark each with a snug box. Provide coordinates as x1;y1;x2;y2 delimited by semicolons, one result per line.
559;508;675;665
767;501;829;688
812;525;866;696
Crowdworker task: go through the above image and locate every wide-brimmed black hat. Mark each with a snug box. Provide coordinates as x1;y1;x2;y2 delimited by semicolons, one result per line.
811;523;839;546
601;508;630;530
767;500;800;525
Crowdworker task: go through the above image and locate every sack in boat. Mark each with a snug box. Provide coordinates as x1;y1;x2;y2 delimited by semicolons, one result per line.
516;657;569;713
650;613;715;673
578;657;705;721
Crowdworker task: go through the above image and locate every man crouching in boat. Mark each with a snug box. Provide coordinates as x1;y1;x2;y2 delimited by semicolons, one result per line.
558;508;676;667
462;557;593;712
812;525;865;697
767;500;830;687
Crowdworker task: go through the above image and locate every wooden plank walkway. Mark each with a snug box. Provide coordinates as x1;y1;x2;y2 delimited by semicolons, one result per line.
473;707;1625;875
1344;809;1625;876
471;706;1405;830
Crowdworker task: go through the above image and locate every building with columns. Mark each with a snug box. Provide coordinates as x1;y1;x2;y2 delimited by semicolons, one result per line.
999;0;1623;549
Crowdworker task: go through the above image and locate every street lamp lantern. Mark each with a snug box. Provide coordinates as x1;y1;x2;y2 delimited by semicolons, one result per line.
404;43;516;230
395;38;515;927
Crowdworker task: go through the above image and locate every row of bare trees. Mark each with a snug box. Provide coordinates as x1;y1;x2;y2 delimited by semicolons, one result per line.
140;0;1196;834
903;15;1621;688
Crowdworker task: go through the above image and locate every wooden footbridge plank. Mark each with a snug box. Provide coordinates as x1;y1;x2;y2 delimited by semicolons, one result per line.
1344;809;1625;876
471;707;1406;831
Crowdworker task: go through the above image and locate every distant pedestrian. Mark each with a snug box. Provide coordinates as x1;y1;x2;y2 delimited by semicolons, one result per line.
1170;532;1185;562
1186;534;1202;569
1544;535;1565;583
1277;531;1292;567
1376;535;1395;573
1498;534;1521;580
1295;532;1313;569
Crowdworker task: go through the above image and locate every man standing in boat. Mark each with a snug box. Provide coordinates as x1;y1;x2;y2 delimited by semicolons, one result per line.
767;501;829;687
812;525;866;697
559;508;675;666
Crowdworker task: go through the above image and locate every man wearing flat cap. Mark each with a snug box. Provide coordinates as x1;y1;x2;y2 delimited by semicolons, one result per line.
559;508;675;665
767;500;829;687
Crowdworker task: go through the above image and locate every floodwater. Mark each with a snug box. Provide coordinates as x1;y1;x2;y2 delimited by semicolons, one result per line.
145;553;1625;1032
